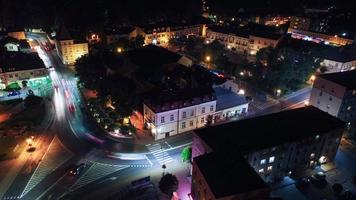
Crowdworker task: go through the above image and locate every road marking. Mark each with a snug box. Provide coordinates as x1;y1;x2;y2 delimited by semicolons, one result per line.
146;144;173;165
34;173;66;200
70;163;128;191
20;136;73;198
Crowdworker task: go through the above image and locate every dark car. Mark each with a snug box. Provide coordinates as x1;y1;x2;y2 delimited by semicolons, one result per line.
69;163;86;176
310;172;327;187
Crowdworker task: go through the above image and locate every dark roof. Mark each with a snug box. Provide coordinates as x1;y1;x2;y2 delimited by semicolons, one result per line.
194;152;268;198
323;45;356;62
214;87;247;111
318;70;356;90
0;51;46;73
0;36;19;45
124;45;183;68
104;26;136;35
144;88;216;113
208;25;249;38
195;106;345;153
246;23;284;40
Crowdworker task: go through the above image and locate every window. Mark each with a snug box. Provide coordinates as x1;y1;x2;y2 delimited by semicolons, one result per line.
181;122;186;129
161;116;165;123
267;166;273;171
269;156;275;163
327;105;330;109
170;115;174;121
258;168;264;173
260;159;266;165
190;120;194;127
182;112;187;119
201;107;205;114
200;117;204;123
190;110;194;116
210;105;214;111
329;97;332;101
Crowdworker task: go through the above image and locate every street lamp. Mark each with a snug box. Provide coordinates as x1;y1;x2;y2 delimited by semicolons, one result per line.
205;55;211;62
276;89;282;96
117;47;123;53
310;74;316;82
238;89;245;95
26;136;34;147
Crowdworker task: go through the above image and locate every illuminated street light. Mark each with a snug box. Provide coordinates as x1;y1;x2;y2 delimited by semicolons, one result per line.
240;71;244;76
276;89;282;96
117;47;123;53
238;89;245;95
205;55;211;62
310;74;316;82
304;100;310;106
26;137;34;146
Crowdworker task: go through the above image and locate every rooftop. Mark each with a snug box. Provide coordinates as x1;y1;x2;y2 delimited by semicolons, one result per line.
318;70;356;90
0;51;46;73
246;23;284;40
323;45;356;63
208;25;249;38
214;87;247;111
195;106;345;153
144;88;216;113
194;152;268;198
124;45;183;68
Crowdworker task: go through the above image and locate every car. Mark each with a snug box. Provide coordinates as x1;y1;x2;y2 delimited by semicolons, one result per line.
310;172;327;187
68;103;75;112
7;91;21;97
69;163;86;176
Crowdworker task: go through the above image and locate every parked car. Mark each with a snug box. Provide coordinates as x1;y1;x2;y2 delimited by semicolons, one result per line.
69;163;86;176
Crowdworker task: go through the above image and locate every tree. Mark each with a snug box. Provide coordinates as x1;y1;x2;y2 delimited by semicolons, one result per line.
159;173;179;198
130;35;145;49
332;183;343;195
24;95;42;109
181;147;192;163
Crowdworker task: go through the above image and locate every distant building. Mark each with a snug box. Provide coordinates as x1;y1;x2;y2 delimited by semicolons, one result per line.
55;26;89;65
192;107;345;199
310;70;356;123
1;37;32;53
7;30;26;40
205;23;284;55
321;45;356;73
289;16;311;31
0;51;49;89
144;88;217;140
104;26;145;45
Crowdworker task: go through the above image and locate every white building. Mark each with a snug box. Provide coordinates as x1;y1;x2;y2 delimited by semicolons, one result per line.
144;89;216;140
321;46;356;73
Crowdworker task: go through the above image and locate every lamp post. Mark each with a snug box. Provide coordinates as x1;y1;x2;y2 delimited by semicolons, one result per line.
205;55;211;69
117;47;123;53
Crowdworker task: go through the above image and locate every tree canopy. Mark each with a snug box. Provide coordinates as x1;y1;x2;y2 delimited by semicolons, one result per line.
159;173;179;197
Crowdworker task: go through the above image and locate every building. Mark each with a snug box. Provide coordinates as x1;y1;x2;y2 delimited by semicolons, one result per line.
289;16;311;31
213;87;248;122
205;25;250;54
191;106;345;199
192;152;270;200
55;26;89;65
0;51;49;89
144;88;217;140
205;23;284;55
7;30;26;40
310;70;356;123
104;26;145;45
321;45;356;73
288;28;355;46
1;37;32;53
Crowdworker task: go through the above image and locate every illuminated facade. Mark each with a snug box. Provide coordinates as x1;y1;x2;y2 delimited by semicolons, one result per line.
56;39;88;65
7;31;26;40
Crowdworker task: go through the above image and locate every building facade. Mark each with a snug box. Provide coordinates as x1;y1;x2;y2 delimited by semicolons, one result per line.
191;106;345;199
310;70;356;123
56;39;88;65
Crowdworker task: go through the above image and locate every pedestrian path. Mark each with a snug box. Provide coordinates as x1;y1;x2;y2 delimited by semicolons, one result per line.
21;136;73;197
70;163;128;191
146;143;173;166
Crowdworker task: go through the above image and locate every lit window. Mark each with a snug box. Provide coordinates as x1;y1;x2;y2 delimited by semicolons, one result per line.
269;156;275;163
200;117;204;123
260;159;266;165
258;168;264;173
161;116;165;123
267;166;273;171
210;105;214;111
181;122;186;129
310;153;315;158
347;106;351;111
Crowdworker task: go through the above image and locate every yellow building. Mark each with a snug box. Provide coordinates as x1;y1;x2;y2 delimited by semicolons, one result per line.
55;26;89;65
7;30;26;40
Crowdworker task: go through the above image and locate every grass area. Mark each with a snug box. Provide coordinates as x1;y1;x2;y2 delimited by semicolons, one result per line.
0;136;27;161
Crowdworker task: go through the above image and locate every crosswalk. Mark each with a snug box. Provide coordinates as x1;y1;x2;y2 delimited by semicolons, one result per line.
70;163;128;191
21;136;73;198
146;143;173;165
